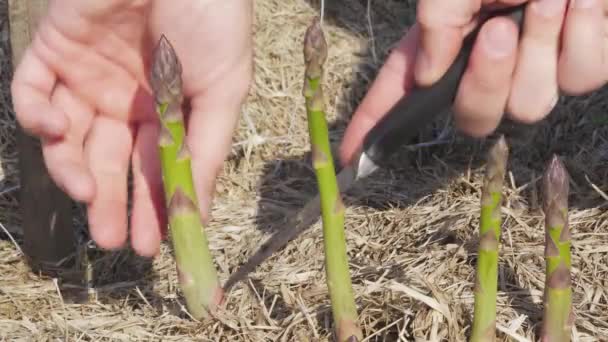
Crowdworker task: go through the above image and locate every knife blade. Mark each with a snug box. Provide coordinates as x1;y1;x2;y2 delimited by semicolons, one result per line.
223;4;526;292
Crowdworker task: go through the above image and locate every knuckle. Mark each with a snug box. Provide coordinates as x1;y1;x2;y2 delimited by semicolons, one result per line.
416;1;440;28
417;0;478;28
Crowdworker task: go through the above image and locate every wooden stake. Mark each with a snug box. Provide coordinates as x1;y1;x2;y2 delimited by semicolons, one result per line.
8;0;76;271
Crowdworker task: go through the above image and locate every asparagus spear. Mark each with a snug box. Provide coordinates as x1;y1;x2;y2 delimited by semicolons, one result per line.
302;17;363;342
150;35;223;319
470;135;509;342
540;155;573;342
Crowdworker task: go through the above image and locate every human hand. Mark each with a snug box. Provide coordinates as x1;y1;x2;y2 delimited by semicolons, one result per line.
340;0;607;166
11;0;253;257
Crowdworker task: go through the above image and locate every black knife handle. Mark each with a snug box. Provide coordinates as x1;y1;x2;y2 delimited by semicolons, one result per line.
361;4;526;167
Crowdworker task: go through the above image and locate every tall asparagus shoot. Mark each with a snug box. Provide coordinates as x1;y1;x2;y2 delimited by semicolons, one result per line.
302;17;363;341
540;155;573;342
470;135;509;342
150;35;222;319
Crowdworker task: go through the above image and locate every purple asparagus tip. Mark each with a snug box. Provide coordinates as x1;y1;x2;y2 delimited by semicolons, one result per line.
542;154;569;215
150;34;183;104
303;16;327;70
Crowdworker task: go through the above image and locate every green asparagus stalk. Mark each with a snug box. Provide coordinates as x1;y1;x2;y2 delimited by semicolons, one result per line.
540;155;573;342
302;17;363;342
470;135;509;342
150;35;223;319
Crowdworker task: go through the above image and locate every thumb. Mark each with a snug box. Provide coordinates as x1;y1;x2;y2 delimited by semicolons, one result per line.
339;25;420;167
186;63;252;222
414;0;479;85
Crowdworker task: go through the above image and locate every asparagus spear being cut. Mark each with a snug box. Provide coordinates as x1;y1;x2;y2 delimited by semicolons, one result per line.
150;35;223;319
540;155;573;342
470;135;509;342
302;17;363;342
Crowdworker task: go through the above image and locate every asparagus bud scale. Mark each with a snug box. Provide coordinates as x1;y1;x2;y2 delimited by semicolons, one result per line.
150;35;222;319
302;17;363;342
540;155;573;342
470;136;509;342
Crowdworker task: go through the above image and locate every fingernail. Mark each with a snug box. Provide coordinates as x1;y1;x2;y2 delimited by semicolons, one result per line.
533;0;567;17
482;21;516;58
570;0;596;9
546;92;560;113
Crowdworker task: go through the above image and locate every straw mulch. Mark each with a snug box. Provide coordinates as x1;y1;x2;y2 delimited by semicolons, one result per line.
1;0;607;341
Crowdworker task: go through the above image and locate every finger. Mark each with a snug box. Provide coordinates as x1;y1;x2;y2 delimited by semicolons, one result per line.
557;0;606;95
84;116;134;250
187;61;252;222
130;121;166;257
33;21;155;123
339;25;420;166
10;47;69;138
414;0;527;86
506;0;568;123
453;17;519;137
42;84;96;202
414;0;480;86
70;0;149;18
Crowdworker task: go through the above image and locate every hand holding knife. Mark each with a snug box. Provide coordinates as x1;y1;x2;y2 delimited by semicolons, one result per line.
223;4;527;292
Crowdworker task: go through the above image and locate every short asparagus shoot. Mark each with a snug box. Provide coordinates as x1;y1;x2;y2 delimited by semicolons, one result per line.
302;17;363;341
150;35;222;319
470;135;509;342
540;155;573;342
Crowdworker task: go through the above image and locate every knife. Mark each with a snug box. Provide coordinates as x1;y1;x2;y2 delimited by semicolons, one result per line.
223;4;526;292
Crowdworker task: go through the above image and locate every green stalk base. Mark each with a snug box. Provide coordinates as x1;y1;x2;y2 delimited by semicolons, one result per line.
470;201;500;342
158;115;223;319
541;287;572;342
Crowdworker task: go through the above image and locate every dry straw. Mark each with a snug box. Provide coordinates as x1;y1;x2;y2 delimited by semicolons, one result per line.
0;0;606;340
